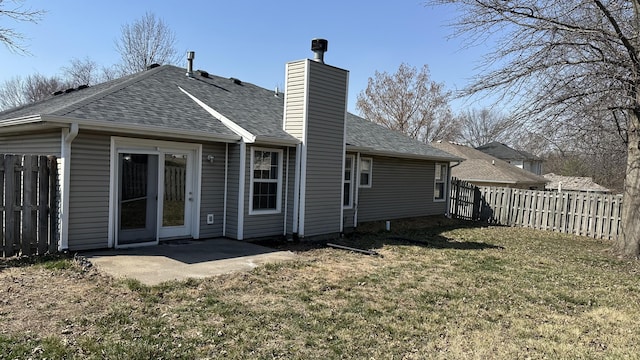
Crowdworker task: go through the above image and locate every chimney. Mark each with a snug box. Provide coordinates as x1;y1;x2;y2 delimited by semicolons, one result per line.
283;39;349;238
186;51;195;77
311;38;328;64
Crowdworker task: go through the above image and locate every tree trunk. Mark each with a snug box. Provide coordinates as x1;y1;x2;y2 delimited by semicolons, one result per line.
618;111;640;258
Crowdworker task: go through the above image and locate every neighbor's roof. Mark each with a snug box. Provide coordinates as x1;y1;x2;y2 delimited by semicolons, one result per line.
476;141;542;161
431;141;547;185
543;173;610;193
0;64;460;161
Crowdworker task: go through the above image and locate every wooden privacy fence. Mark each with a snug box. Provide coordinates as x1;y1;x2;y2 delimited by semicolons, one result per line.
1;154;59;257
450;178;623;240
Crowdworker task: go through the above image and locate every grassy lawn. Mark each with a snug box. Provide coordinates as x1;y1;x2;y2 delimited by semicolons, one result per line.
1;220;640;359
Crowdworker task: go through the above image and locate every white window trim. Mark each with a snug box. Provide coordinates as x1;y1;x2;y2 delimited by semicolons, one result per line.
249;147;283;215
343;154;355;209
359;157;373;188
434;162;448;202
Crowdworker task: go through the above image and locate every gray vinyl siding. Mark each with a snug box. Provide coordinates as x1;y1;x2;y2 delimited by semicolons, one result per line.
198;142;227;239
68;132;111;250
225;144;240;239
283;60;306;139
0;131;62;156
357;156;447;223
301;61;348;237
242;145;291;239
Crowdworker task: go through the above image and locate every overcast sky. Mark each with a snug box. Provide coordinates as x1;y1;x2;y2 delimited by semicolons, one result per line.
0;0;490;113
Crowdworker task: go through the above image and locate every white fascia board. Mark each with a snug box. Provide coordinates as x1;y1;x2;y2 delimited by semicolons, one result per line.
178;86;256;143
0;114;43;127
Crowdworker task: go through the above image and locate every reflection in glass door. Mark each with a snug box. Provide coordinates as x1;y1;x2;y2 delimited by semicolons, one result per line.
158;151;193;239
163;153;187;227
118;153;158;244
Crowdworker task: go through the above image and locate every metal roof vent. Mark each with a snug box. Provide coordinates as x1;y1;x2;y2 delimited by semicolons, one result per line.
186;51;195;77
311;38;328;63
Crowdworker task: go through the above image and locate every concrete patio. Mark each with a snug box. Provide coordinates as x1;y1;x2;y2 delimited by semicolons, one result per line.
82;239;297;286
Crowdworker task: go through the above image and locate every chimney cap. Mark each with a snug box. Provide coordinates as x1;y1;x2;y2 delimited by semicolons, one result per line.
311;38;328;63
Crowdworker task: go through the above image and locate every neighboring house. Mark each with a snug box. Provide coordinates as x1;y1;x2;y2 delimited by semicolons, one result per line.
476;141;544;175
543;173;611;193
0;40;461;251
431;141;547;189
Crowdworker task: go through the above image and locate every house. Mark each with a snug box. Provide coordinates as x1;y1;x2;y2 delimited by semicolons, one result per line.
543;173;610;193
0;40;461;251
476;141;544;175
431;141;547;189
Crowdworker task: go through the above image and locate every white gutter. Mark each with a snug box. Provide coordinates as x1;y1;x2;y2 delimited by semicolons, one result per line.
178;86;256;143
38;115;241;143
345;145;463;163
237;141;247;240
59;123;79;251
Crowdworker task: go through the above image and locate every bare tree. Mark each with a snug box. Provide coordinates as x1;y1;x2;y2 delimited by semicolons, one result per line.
62;57;120;87
459;108;519;147
429;0;640;258
0;0;45;53
114;12;180;74
0;73;68;110
356;63;459;142
0;76;26;109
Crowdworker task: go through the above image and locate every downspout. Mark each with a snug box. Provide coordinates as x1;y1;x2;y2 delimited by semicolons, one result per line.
297;142;308;237
353;152;361;228
283;146;290;236
237;141;246;240
59;123;79;251
223;143;229;237
292;143;302;235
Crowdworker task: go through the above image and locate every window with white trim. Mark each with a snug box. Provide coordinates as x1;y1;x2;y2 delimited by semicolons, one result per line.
343;155;354;208
434;163;448;201
359;157;372;188
250;148;282;214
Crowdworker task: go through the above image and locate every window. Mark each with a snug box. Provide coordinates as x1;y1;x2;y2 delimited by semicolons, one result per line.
343;155;354;208
250;148;282;213
359;157;372;188
434;163;448;201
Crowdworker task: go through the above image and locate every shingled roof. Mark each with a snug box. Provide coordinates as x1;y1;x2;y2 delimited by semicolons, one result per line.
476;141;542;161
543;173;610;193
0;65;460;161
431;141;547;186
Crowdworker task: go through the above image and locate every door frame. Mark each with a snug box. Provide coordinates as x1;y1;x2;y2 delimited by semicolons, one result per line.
108;136;202;248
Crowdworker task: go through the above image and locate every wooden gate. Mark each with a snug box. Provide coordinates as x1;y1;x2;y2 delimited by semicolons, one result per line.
1;154;59;257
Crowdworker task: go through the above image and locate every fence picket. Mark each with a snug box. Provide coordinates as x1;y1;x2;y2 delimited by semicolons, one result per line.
4;155;18;257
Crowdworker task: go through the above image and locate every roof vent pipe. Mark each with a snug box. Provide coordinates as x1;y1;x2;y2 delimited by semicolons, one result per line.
186;51;195;77
311;38;328;63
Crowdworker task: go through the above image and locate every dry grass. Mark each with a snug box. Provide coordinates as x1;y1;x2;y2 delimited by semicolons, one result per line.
2;219;640;359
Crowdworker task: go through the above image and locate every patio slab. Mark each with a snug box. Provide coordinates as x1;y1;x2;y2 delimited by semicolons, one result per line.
82;239;296;286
